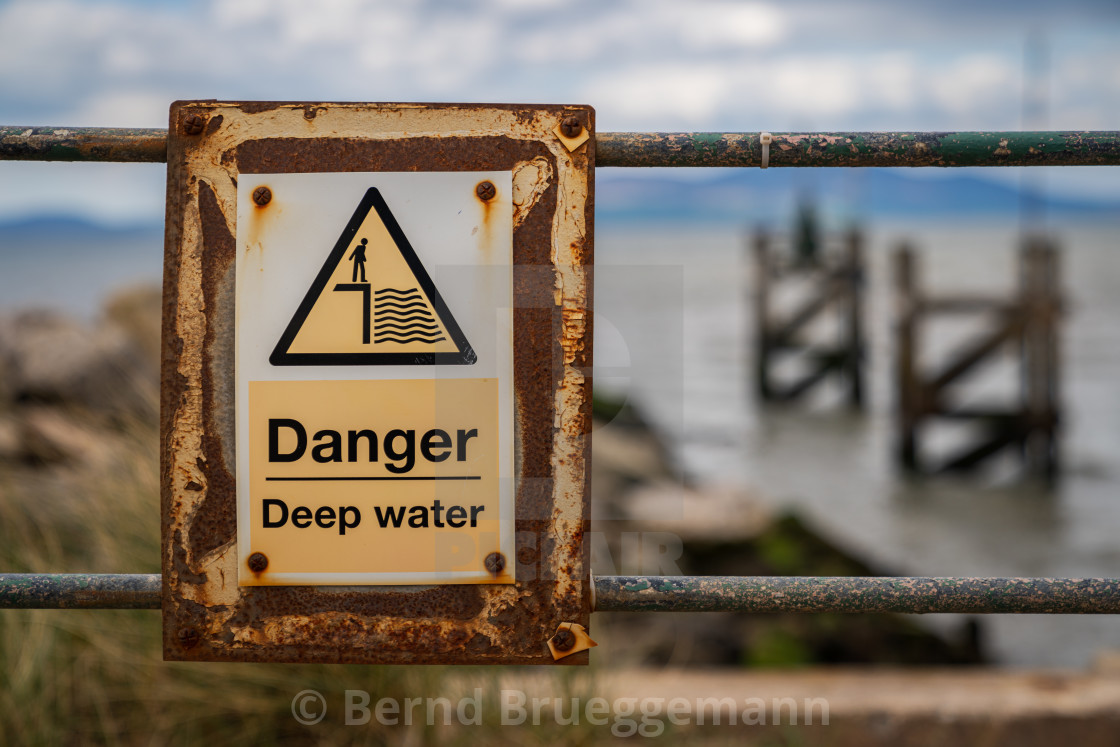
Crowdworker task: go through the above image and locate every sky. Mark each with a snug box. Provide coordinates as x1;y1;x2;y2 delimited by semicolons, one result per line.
1;0;1119;224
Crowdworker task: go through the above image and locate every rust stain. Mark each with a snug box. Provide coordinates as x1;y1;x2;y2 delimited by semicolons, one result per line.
476;179;495;240
242;182;277;255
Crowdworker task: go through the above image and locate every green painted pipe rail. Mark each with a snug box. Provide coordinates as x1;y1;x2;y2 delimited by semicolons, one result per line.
3;127;1120;167
597;131;1120;168
4;574;1120;613
593;576;1120;614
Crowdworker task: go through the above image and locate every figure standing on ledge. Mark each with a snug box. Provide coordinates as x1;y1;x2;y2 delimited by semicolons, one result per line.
350;237;368;282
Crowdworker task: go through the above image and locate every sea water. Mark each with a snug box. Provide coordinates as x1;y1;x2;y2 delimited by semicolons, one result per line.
596;218;1120;668
4;216;1119;667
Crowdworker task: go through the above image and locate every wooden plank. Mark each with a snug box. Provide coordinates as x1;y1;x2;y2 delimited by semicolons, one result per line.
768;279;846;346
918;296;1019;314
937;426;1021;473
774;352;845;401
925;315;1023;393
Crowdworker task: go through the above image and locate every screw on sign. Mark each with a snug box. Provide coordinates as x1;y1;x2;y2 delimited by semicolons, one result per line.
475;180;496;201
182;114;206;136
484;552;506;575
177;628;200;649
252;186;272;206
247;552;269;573
551;627;576;652
560;116;583;139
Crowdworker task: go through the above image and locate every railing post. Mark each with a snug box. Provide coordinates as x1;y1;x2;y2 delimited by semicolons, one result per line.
752;228;774;401
1020;237;1061;481
846;228;865;409
894;245;919;472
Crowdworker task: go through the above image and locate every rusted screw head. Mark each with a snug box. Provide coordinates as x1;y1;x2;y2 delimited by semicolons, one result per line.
252;186;272;207
484;552;505;575
560;116;583;139
247;552;269;573
177;627;200;649
476;181;496;201
182;114;206;136
551;628;576;651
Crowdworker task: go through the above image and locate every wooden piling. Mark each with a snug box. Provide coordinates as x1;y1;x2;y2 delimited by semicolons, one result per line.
753;229;773;402
751;226;867;409
892;239;1062;481
1020;237;1060;480
894;245;918;471
846;228;865;408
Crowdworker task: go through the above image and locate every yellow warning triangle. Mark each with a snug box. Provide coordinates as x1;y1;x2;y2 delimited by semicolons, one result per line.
270;188;475;366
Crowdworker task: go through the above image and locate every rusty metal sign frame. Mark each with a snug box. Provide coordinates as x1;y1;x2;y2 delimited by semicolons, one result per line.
160;101;594;664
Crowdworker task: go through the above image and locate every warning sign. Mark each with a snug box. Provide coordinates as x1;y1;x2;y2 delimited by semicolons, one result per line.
270;188;475;366
247;378;506;583
235;171;514;586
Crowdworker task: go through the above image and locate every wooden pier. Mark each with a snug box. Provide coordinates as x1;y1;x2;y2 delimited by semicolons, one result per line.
752;228;865;408
894;237;1062;480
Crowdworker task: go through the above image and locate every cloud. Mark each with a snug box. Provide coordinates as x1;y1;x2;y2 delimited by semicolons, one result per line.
583;63;734;127
2;0;1117;129
928;54;1018;121
640;1;788;49
1;0;1120;221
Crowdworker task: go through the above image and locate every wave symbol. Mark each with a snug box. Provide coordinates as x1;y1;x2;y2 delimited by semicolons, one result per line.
373;287;443;345
376;335;447;344
375;300;427;311
375;322;441;332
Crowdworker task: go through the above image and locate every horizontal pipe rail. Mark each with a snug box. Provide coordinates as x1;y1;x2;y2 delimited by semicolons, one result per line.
0;127;167;162
0;574;160;609
597;131;1120;168
593;576;1120;614
3;127;1120;168
4;574;1120;613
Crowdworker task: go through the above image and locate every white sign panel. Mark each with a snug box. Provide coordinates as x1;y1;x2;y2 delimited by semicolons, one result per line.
235;171;514;586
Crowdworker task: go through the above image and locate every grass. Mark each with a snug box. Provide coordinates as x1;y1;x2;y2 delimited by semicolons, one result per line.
0;404;609;745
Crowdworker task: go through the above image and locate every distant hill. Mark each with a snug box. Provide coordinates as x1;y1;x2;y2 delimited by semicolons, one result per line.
0;215;162;242
0;216;163;318
1;169;1116;240
596;168;1120;226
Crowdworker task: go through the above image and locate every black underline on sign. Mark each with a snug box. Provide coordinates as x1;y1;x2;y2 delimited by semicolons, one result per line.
265;476;481;481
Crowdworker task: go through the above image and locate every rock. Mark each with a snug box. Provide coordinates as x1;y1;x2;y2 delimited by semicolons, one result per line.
0;415;19;460
589;393;987;668
16;407;116;467
103;285;162;365
0;307;157;418
0;407;117;468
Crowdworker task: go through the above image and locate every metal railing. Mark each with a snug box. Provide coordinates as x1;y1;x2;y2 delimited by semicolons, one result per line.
3;573;1120;613
2;124;1119;615
4;127;1120;167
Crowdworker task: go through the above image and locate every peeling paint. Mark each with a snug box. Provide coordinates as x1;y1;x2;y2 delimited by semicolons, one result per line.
512;156;553;228
595;576;1120;614
595;131;1120;168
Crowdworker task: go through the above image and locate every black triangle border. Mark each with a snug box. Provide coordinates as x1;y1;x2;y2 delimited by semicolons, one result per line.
269;187;477;366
